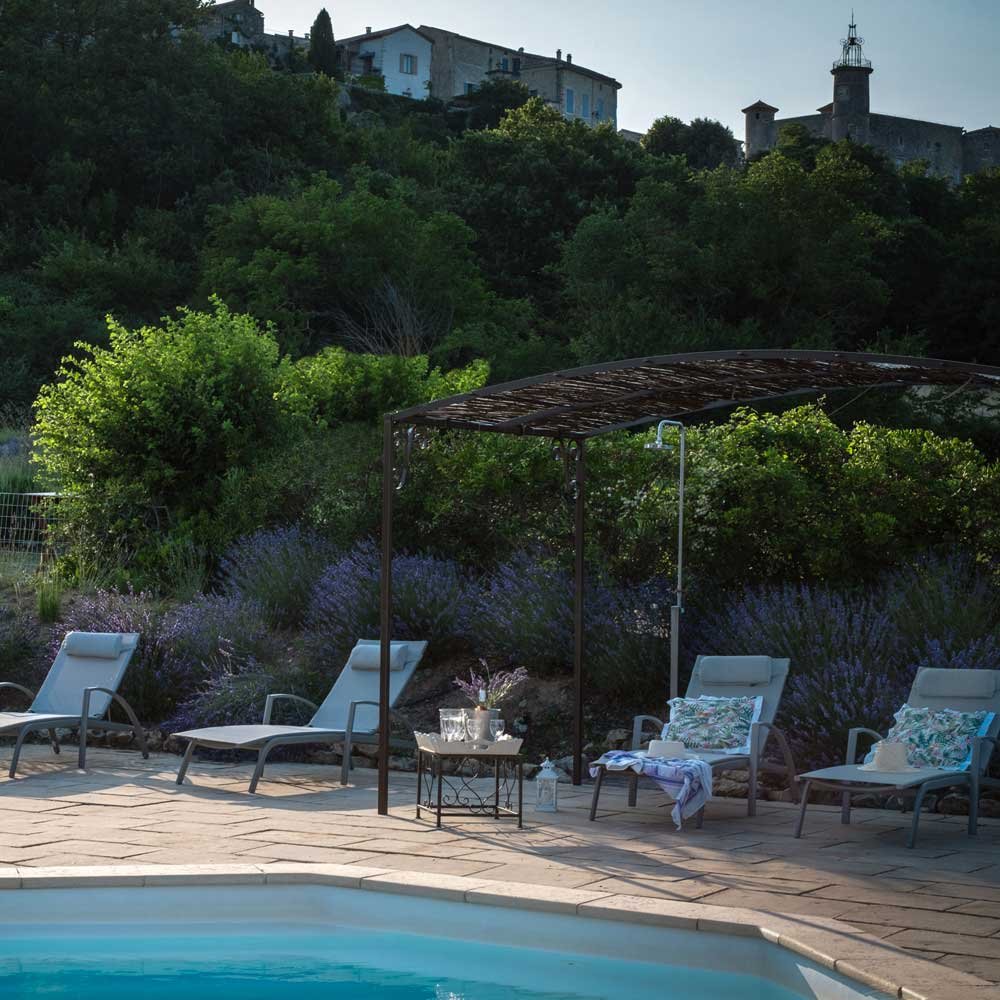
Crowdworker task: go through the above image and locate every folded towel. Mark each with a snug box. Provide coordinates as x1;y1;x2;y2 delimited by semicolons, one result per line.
590;751;714;829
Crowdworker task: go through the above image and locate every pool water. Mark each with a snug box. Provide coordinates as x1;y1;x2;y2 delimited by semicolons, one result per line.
0;924;802;999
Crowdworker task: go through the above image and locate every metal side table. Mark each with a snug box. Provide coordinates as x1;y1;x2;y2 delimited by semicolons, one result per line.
416;746;524;829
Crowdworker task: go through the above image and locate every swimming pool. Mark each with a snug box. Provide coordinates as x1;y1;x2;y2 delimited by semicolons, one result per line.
0;877;892;999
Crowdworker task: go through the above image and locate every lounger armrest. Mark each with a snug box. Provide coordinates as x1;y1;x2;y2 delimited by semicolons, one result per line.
263;693;319;724
972;735;998;775
79;687;148;769
631;715;665;751
0;681;35;708
846;727;884;765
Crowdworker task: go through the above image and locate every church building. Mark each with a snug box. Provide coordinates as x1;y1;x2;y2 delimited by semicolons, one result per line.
742;20;1000;182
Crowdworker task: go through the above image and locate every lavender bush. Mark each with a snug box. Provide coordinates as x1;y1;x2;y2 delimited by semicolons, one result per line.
0;603;45;694
684;553;1000;768
169;651;310;731
220;525;336;629
306;539;472;666
467;551;672;699
56;588;276;723
54;587;180;722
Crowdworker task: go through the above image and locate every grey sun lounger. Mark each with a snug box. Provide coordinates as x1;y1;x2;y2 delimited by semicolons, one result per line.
795;667;1000;848
0;631;145;777
172;639;427;793
591;655;797;823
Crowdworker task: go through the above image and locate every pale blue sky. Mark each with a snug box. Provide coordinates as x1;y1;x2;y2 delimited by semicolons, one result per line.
264;1;999;137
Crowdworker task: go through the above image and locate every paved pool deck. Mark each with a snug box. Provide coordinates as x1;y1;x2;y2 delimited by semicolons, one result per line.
1;746;998;998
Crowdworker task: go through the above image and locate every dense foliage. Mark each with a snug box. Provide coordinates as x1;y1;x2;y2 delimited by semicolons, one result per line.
32;302;485;576
3;1;998;408
4;2;1000;768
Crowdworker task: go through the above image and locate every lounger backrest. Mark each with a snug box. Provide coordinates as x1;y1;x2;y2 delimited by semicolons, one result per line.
309;639;428;733
907;668;1000;769
30;632;139;718
685;655;790;726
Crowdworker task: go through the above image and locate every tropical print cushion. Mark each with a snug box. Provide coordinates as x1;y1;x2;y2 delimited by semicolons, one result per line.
865;703;994;771
662;695;763;754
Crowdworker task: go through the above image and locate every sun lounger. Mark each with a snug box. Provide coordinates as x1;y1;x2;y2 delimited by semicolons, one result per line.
172;639;427;793
0;631;145;776
591;655;796;823
795;667;1000;848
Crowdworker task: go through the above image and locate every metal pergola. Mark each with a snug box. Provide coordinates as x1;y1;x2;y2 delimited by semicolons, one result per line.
374;349;1000;814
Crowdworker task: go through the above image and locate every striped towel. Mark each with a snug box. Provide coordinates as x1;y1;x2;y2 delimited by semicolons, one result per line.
590;751;713;829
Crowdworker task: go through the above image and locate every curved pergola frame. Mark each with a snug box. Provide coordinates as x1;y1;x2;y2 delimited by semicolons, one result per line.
374;350;1000;814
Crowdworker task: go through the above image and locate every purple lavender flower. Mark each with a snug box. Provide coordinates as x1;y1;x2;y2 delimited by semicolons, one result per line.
220;525;335;628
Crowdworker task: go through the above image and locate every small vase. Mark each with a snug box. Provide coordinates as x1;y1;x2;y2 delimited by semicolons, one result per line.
463;707;498;742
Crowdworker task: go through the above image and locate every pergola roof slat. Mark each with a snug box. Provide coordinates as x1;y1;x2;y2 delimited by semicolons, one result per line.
396;350;1000;439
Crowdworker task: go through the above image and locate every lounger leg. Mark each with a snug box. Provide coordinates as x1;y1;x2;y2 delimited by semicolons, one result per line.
176;740;197;785
249;739;281;794
627;772;638;807
695;806;705;829
794;779;812;839
77;713;90;770
48;729;60;754
969;774;979;837
589;765;605;821
340;739;352;786
907;784;929;849
747;755;758;818
841;791;852;825
9;725;34;778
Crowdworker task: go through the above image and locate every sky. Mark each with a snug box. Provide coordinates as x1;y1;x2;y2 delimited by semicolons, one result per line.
263;0;1000;138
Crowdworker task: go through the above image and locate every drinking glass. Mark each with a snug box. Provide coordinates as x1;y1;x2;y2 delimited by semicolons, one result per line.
439;709;465;742
489;718;505;740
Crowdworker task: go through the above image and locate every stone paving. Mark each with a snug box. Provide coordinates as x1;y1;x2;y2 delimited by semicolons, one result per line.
1;745;999;993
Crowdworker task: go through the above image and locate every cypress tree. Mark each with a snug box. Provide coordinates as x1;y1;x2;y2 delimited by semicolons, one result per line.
308;8;339;78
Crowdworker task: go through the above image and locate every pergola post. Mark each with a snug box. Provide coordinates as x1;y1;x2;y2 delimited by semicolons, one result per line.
377;415;394;815
572;440;586;785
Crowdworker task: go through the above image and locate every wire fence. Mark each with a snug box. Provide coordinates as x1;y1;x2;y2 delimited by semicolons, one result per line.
0;492;62;577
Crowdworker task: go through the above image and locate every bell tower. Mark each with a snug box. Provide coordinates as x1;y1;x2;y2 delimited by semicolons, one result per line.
830;15;873;143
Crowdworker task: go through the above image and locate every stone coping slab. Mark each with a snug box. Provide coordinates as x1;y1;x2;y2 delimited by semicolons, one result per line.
0;864;996;1000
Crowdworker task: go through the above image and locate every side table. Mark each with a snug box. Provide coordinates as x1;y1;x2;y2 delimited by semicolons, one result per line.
416;748;524;829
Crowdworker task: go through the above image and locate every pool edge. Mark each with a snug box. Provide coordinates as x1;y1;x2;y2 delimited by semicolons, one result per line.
0;863;989;1000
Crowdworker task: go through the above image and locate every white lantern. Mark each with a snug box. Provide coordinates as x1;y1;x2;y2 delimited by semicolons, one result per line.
534;758;559;812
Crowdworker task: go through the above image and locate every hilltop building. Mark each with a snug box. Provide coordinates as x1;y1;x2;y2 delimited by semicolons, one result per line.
194;0;308;63
418;26;620;127
194;4;621;124
339;25;434;99
742;20;1000;181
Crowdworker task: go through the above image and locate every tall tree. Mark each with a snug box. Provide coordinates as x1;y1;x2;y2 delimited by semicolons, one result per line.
308;8;339;78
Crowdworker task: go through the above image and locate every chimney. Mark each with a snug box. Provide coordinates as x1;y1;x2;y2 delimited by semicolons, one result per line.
365;26;372;34
288;29;293;38
556;48;562;61
566;53;572;64
518;46;524;53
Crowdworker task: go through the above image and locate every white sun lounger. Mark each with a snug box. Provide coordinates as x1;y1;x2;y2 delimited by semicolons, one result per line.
591;655;797;823
795;667;1000;848
172;639;427;793
0;631;145;776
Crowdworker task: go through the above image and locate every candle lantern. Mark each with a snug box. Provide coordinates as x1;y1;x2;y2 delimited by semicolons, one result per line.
534;758;559;812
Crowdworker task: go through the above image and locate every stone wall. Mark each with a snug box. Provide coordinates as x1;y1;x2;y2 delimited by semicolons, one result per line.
869;113;964;183
963;127;1000;176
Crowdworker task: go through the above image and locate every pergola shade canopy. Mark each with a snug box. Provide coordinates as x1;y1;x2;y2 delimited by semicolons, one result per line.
375;349;1000;814
393;350;1000;440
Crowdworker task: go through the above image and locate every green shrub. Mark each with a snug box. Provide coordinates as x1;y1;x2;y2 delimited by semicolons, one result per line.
33;301;293;575
400;402;1000;586
34;577;62;624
